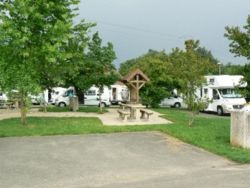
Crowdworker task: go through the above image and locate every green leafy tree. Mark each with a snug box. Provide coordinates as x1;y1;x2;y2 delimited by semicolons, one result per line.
169;40;214;126
86;32;118;112
222;63;244;75
225;16;250;60
62;20;95;103
225;15;250;100
243;63;250;101
0;0;80;124
196;47;219;64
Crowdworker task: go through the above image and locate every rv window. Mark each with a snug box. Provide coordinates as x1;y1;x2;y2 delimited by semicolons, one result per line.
204;89;208;95
63;90;74;97
86;90;96;96
0;93;2;96
209;79;215;85
218;89;242;98
213;89;220;100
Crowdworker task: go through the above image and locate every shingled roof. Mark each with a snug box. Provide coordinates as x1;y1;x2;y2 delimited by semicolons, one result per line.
121;69;150;83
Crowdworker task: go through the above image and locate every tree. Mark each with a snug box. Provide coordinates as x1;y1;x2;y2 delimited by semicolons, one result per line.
242;63;250;101
62;20;95;103
170;40;214;126
196;47;219;64
225;16;250;60
225;15;250;101
222;63;244;75
0;0;80;124
86;33;118;112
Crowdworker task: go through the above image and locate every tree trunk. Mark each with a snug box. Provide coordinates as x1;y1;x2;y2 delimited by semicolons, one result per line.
75;87;84;104
99;86;103;114
20;93;28;125
99;94;103;113
43;92;47;113
188;111;195;127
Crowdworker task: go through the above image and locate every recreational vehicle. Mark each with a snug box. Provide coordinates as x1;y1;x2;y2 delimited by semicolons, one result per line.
199;75;247;115
55;86;111;107
0;92;8;101
110;83;129;104
47;87;67;104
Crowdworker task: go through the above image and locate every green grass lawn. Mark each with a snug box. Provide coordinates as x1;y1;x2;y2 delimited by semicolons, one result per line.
0;108;250;163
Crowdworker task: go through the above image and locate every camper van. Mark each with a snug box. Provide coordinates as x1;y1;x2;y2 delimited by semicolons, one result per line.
84;86;110;107
55;86;111;107
198;75;247;115
110;83;129;104
47;87;67;104
0;92;8;101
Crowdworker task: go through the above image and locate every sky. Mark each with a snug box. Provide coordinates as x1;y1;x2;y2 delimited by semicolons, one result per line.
77;0;250;67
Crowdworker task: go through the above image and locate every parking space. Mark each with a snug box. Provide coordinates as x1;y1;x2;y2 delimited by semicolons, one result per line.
0;132;250;188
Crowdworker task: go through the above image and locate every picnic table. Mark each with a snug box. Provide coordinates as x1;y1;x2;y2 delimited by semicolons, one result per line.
119;103;146;120
0;100;17;109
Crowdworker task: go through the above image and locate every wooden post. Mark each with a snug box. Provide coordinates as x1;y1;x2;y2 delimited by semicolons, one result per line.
136;74;139;104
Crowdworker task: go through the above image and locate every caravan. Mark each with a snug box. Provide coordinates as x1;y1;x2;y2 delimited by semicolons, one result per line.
199;75;247;115
110;83;129;104
46;87;67;104
55;84;129;107
0;92;8;101
84;86;110;107
55;86;111;107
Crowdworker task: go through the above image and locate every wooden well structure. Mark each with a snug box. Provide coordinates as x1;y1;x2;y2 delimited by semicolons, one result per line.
121;69;149;104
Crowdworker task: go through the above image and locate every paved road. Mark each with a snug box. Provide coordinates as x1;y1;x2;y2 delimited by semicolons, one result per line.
0;132;250;188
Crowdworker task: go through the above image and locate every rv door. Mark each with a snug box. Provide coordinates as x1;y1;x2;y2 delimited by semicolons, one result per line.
211;89;221;111
84;89;99;105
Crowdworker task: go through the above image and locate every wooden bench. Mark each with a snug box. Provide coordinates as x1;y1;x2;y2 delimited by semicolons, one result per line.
140;109;153;120
117;109;130;121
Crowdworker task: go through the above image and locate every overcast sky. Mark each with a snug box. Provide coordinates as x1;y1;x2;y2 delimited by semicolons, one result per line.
78;0;250;67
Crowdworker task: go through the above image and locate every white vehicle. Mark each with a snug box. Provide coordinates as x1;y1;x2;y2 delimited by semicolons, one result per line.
55;86;111;107
0;92;8;101
47;87;67;104
198;75;247;115
160;96;184;108
110;83;129;104
29;93;43;105
84;86;110;107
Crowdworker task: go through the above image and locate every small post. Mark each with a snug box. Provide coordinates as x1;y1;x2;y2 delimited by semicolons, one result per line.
231;111;250;149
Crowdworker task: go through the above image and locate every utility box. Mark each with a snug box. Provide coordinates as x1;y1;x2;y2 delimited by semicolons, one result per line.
69;96;79;112
231;111;250;149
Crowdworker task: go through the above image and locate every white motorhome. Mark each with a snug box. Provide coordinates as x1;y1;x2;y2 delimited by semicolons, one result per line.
84;86;110;107
55;86;111;107
46;87;67;104
198;75;247;115
0;92;8;101
110;83;129;104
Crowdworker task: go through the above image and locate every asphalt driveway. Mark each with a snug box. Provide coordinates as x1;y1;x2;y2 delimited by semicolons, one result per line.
0;132;250;188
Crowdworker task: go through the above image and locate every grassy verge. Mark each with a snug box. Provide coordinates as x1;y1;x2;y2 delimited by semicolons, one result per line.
38;106;108;113
0;108;250;163
154;108;250;163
